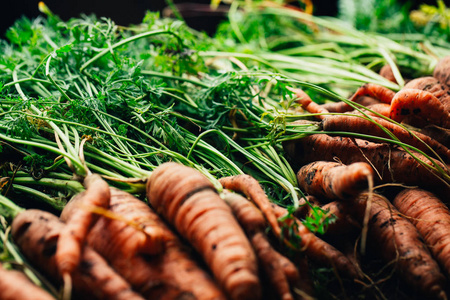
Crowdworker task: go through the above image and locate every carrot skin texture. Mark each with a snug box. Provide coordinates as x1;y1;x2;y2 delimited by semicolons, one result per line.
147;162;260;300
297;161;373;200
0;263;55;300
347;194;448;300
349;83;396;104
85;187;226;300
321;114;450;162
270;203;361;279
10;209;145;300
290;88;328;120
283;134;450;191
222;191;304;300
393;188;450;277
218;174;282;239
56;173;111;276
389;89;450;128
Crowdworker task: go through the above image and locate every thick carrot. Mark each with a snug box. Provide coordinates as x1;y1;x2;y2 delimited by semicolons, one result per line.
222;191;304;300
270;203;361;279
349;83;396;104
389;89;450;128
379;64;397;83
321;113;450;162
146;162;260;300
404;76;450;113
283;134;450;191
0;263;55;300
85;187;226;300
296;161;374;200
392;188;450;277
56;173;111;279
10;209;145;300
346;193;447;300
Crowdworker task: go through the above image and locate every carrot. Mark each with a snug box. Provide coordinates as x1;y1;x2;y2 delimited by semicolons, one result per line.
270;203;361;279
433;55;450;87
146;162;260;300
379;64;398;83
283;134;450;191
85;187;226;300
392;188;450;277
315;201;360;236
56;173;111;281
0;262;55;300
404;76;450;113
321;113;450;162
349;83;396;104
10;209;145;300
290;87;328;120
321;96;381;113
346;193;447;300
296;161;374;200
389;88;450;128
292;195;321;220
218;174;282;239
222;191;305;300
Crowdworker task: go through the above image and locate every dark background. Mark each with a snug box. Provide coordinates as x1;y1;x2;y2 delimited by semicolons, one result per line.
0;0;441;38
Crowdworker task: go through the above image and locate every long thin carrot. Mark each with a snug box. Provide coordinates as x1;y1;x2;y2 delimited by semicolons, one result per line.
86;187;226;300
0;262;55;300
346;193;448;300
222;191;305;300
146;162;260;300
56;173;111;281
349;83;396;104
296;161;374;200
392;188;450;277
11;209;145;300
218;174;282;239
290;87;328;120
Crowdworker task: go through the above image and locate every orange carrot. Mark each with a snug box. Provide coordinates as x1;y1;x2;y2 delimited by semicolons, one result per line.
321;113;450;162
283;134;450;192
146;162;260;300
379;64;398;83
389;89;450;128
321;96;381;113
56;173;111;280
270;203;361;279
346;193;447;300
433;55;450;86
349;83;395;104
11;209;145;300
290;87;328;120
218;174;282;239
296;161;374;200
86;187;226;300
392;188;450;277
222;191;304;300
314;201;360;236
0;263;55;300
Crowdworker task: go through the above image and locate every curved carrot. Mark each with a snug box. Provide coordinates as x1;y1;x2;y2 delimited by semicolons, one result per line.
56;173;111;279
222;191;304;300
87;187;226;300
321;96;381;114
290;87;328;120
0;263;55;300
389;89;450;128
218;174;282;239
392;188;450;277
147;162;260;300
296;161;373;200
349;83;395;104
11;209;145;300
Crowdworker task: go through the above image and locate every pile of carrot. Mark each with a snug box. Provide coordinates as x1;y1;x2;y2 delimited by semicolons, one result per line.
279;56;450;299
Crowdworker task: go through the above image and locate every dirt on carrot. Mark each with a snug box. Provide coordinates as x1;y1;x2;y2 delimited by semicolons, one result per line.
146;162;260;300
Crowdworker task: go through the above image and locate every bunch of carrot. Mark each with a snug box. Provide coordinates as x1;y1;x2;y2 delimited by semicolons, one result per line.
280;56;450;299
